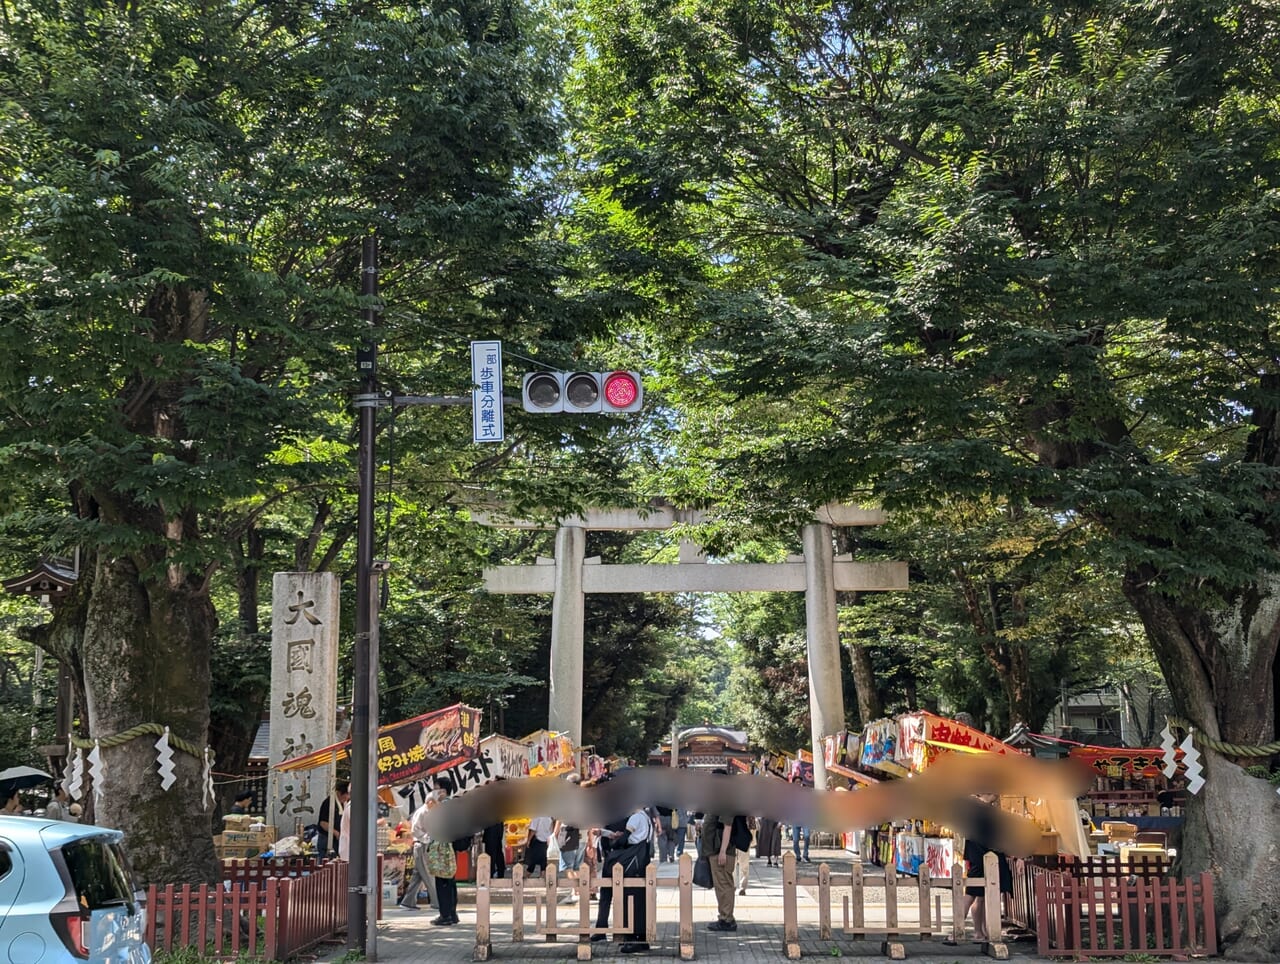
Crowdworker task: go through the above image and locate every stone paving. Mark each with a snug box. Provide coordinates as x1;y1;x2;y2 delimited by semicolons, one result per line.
313;849;1062;963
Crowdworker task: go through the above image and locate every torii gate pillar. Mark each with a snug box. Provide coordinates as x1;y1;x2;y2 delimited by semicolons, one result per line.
802;522;843;791
549;525;586;738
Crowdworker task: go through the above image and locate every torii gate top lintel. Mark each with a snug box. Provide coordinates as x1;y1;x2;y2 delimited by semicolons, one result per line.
470;501;887;532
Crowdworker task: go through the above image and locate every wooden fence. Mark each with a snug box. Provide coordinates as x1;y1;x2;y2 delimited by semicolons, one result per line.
1008;854;1173;935
146;857;355;961
472;850;1006;961
1034;870;1216;959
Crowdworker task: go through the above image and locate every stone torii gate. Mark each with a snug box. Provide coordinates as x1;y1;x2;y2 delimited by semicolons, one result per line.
475;503;908;790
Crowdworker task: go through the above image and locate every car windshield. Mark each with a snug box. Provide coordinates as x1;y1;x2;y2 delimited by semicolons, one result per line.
61;838;137;914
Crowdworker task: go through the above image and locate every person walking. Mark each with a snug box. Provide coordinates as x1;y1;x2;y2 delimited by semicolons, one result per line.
525;814;553;877
44;784;70;821
701;770;739;932
673;809;689;857
791;824;811;862
427;832;459;926
398;795;437;911
756;816;783;866
592;805;652;953
655;805;677;862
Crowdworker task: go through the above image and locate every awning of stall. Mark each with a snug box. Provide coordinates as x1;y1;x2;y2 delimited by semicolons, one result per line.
273;703;482;786
1067;745;1184;778
827;761;880;785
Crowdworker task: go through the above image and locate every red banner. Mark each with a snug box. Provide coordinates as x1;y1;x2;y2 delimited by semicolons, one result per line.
1068;746;1183;778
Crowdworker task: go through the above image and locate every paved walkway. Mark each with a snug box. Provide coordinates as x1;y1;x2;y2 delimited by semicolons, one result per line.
314;849;1062;963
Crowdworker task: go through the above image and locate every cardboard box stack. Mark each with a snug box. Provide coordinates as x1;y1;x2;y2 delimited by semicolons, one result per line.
214;814;277;860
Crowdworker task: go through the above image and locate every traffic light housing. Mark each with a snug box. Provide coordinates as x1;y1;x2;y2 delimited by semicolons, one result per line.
521;371;643;414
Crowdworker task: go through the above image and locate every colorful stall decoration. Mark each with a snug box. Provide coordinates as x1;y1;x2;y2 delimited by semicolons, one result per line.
861;718;910;776
924;836;956;879
523;729;576;777
895;710;1013;773
274;703;482;786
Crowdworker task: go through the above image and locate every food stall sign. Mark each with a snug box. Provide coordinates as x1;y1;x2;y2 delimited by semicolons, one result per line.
1069;746;1184;778
272;703;482;787
522;729;576;777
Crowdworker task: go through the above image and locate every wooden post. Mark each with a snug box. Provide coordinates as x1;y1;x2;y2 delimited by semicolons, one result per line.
678;853;695;960
951;861;966;942
850;860;865;935
546;865;558;942
783;852;800;959
513;864;525;943
983;852;1009;959
918;866;931;937
646;863;658;943
473;854;492;961
818;862;831;939
577;866;593;961
882;866;905;959
612;862;625;937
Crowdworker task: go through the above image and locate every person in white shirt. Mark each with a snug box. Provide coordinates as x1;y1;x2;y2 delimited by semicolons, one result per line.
398;795;438;910
525;814;554;876
594;806;652;955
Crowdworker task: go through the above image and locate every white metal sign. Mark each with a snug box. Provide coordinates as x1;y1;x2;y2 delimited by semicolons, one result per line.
471;340;504;443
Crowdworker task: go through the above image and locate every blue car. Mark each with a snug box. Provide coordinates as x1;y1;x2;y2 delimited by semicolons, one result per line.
0;815;151;963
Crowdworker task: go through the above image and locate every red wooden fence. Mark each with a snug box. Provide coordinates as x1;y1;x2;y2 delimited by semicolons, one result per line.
146;858;354;960
1034;870;1216;959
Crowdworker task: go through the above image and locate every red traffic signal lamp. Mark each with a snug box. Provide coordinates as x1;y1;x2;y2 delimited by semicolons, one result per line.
521;371;644;413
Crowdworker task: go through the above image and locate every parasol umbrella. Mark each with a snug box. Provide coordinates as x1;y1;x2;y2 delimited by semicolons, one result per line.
0;765;54;797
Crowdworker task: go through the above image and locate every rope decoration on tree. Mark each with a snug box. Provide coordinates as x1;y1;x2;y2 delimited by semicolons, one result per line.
68;722;206;759
1165;717;1280;757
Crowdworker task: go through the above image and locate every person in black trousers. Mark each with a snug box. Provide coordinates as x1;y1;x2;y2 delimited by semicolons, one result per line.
591;806;652;954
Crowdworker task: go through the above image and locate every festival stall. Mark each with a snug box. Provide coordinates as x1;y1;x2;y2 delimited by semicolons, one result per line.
853;711;1089;875
273;704;483;892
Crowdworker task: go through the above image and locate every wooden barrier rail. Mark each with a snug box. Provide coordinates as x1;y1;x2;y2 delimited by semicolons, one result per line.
781;852;1007;960
146;858;353;961
1034;870;1215;959
1008;854;1174;935
472;850;1007;960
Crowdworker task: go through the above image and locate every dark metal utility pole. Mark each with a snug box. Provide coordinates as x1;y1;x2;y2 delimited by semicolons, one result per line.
348;235;378;953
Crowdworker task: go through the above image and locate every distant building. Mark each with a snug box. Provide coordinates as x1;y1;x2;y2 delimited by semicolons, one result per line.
648;725;755;769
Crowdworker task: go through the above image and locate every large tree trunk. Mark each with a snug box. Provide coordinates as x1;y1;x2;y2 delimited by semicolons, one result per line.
1124;569;1280;961
81;552;219;885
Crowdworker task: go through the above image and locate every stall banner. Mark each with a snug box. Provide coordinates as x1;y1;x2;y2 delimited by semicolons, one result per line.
798;748;814;763
924;837;955;879
273;703;482;787
923;713;1011;756
730;757;752;773
896;713;933;772
377;704;482;785
823;731;847;768
861;718;909;776
1068;745;1185;778
432;734;530;795
485;734;532;780
844;730;863;766
894;832;925;875
524;729;576;777
585;754;608;781
789;757;814;786
766;753;789;777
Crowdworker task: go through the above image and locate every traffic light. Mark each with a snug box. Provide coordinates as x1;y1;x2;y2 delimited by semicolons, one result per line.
521;371;644;414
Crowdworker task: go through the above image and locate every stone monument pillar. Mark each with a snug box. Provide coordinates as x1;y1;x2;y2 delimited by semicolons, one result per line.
268;572;341;837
